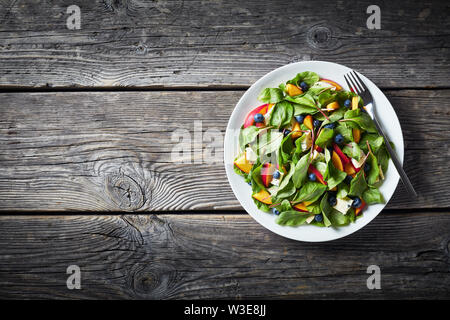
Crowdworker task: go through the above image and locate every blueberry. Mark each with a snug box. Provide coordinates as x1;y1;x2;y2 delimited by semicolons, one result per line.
364;163;371;173
314;214;323;222
334;133;344;144
273;171;281;179
313;119;322;128
283;129;291;137
328;196;337;206
308;173;316;181
352;197;362;208
344;99;351;108
254;113;264;123
299;81;308;92
272;208;280;215
247;181;252;186
295;115;305;123
344;175;353;184
324;122;336;129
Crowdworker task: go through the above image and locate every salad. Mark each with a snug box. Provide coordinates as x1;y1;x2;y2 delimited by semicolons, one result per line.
234;71;390;228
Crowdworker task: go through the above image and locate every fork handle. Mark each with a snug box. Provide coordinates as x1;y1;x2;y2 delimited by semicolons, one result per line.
372;116;418;198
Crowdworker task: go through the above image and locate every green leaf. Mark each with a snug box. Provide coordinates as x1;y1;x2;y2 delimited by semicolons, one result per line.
337;183;349;199
343;109;377;133
315;128;334;148
377;146;390;175
275;180;296;200
292;153;310;188
293;182;327;203
323;107;346;125
277;132;295;166
343;142;362;161
286;94;318;115
349;170;368;197
367;152;380;185
319;194;332;227
257;130;283;155
324;160;347;190
359;133;384;154
328;209;350;226
239;126;260;151
276;210;312;226
335;122;354;142
258;88;284;103
269;101;294;128
362;187;385;205
287;71;320;87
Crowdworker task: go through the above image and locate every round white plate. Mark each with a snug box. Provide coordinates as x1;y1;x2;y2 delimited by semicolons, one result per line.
224;61;403;242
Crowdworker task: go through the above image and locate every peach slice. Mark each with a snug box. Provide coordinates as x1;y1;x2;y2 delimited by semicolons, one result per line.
353;128;361;143
344;162;356;175
286;83;303;97
261;163;276;187
304;115;314;130
243;104;269;128
355;200;366;216
326;101;340;111
234;153;253;174
333;143;351;165
252;189;272;205
291;121;302;139
293;203;308;212
320;79;343;91
351;96;359;110
308;165;327;185
332;151;344;171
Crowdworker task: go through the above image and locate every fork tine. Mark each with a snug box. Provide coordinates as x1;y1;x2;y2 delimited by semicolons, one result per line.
351;71;368;92
343;74;355;93
348;72;363;93
346;73;360;94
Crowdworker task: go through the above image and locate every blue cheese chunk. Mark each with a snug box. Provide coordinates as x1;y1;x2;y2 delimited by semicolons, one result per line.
305;215;315;224
245;147;257;163
333;197;353;215
301;132;312;151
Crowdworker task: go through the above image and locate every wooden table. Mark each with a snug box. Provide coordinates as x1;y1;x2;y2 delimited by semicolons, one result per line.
0;0;449;299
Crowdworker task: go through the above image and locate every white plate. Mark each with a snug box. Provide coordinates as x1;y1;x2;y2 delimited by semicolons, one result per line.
224;61;403;242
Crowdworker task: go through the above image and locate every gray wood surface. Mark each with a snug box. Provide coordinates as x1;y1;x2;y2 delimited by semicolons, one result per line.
0;0;448;89
0;212;448;299
0;90;449;212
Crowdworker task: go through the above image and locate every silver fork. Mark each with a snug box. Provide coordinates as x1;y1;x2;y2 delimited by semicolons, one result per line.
344;70;417;198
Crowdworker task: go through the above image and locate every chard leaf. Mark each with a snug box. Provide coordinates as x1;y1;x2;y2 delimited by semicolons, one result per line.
276;210;312;226
315;128;334;148
349;170;368;197
270;101;294;128
287;71;320;87
293;182;327;203
258;88;284;103
362;187;385;205
292;153;310;188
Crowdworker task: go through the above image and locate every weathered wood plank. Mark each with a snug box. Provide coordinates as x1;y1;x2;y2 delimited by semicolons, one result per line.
0;90;449;211
0;212;448;299
0;0;448;88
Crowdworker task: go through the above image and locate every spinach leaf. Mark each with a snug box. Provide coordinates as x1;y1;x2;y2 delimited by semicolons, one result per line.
287;71;320;87
324;160;346;190
315;128;334;148
377;145;390;174
343;142;362;161
257;130;283;155
362;187;385;205
270;101;294;128
317;90;336;107
343;109;377;133
286;93;318;115
293;182;327;203
319;193;332;227
328;209;350;226
253;197;271;212
277;132;295;166
359;133;384;154
337;183;349;199
275;180;296;200
335;122;354;142
276;210;312;226
249;163;266;192
258;88;284;103
366;152;380;185
239;126;260;151
323;107;346;125
349;170;368;197
292;153;310;188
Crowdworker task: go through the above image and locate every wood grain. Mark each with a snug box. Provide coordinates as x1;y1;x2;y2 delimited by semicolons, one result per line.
0;90;449;212
0;0;448;88
0;212;448;299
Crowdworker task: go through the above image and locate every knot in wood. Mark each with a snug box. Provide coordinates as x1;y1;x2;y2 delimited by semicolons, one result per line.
307;25;333;50
106;173;145;211
130;263;177;298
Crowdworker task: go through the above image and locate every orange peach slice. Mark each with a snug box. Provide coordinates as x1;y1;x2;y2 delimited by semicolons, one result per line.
293;203;308;212
344;162;356;175
351;96;359;110
320;79;343;91
304;115;314;130
332;151;344;171
234;153;252;174
252;189;272;205
326;101;340;111
286;83;303;97
352;128;361;143
291;121;302;139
